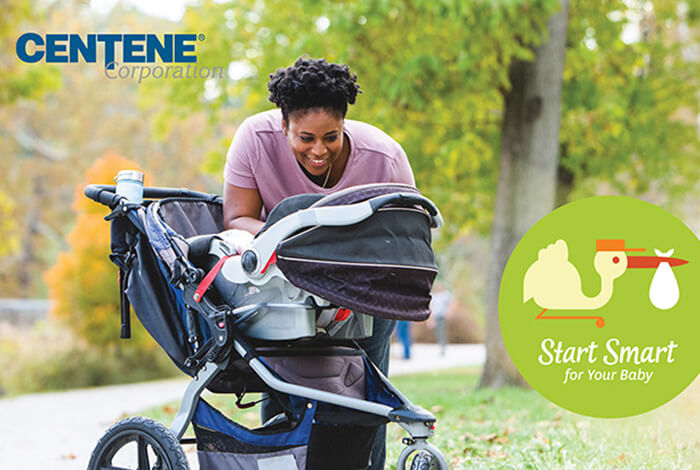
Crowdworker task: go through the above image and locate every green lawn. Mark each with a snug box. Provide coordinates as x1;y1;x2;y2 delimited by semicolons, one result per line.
142;368;700;469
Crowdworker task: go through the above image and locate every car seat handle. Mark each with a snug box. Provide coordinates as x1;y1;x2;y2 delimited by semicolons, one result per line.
368;193;443;228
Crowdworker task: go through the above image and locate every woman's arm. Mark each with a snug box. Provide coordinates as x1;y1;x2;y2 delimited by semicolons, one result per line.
223;183;265;234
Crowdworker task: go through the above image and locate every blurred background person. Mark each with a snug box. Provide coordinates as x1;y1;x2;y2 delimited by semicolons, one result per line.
430;283;454;357
394;321;412;360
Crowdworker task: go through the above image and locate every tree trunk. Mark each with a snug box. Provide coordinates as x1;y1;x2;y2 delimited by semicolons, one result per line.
556;163;575;208
479;0;569;388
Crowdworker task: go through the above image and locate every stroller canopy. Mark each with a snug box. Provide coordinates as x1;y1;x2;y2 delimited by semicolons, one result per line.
266;184;438;321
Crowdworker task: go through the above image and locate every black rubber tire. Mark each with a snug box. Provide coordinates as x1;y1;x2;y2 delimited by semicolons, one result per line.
88;416;189;470
410;450;438;470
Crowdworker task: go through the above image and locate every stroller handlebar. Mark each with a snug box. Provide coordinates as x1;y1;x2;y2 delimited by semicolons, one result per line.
84;184;221;207
84;184;126;207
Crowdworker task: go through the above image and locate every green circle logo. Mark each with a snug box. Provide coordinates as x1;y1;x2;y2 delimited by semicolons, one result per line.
499;196;700;418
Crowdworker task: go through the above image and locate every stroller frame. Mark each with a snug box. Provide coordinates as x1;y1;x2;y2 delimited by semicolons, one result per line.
85;183;448;470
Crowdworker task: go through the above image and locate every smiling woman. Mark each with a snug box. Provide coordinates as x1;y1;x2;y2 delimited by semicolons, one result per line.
283;109;348;187
222;57;415;470
222;57;414;233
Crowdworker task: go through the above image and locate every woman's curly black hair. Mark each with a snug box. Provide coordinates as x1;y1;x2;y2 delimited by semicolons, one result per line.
268;57;361;121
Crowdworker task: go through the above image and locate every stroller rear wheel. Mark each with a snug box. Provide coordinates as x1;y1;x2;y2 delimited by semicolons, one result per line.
88;416;189;470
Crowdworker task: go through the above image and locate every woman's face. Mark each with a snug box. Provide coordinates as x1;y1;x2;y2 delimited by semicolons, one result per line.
283;108;346;177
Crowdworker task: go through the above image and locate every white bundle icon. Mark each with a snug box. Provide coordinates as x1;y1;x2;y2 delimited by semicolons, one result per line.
649;249;680;310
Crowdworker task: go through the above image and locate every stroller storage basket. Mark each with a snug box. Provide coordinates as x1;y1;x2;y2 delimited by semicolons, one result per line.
194;347;398;470
193;400;380;470
193;399;316;470
194;399;381;470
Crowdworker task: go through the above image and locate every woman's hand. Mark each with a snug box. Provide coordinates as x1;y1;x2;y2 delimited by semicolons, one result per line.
223;183;265;234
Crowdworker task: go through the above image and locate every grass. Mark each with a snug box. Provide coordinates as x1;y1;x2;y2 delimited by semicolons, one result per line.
140;368;700;469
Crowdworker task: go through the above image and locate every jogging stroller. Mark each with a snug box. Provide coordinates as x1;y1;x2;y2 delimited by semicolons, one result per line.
84;180;449;470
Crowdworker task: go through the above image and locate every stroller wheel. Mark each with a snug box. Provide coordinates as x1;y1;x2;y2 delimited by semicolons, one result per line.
410;451;438;470
88;416;189;470
397;440;448;470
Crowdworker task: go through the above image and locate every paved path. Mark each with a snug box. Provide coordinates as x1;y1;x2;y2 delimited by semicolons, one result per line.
0;343;484;470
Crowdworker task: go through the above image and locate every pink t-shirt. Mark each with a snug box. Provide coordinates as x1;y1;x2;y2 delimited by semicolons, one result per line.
224;109;415;218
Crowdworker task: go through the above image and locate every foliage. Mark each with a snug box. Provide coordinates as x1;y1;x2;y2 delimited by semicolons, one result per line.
153;0;560;241
561;0;700;203
153;0;699;241
44;154;155;351
0;1;61;104
0;2;222;297
3;0;697;299
0;191;20;259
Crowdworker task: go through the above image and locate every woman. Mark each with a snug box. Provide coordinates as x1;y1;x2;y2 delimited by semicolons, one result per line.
223;57;415;470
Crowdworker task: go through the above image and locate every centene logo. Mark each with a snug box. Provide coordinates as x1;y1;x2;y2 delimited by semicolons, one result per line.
16;33;200;69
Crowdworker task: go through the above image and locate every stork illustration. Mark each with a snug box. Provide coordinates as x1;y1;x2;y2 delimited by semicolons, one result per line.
523;239;688;327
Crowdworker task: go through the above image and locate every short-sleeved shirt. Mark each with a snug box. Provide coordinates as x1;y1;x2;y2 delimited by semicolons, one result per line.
224;109;415;218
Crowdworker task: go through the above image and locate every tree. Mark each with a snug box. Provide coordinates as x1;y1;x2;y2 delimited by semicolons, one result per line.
479;1;570;388
0;2;223;296
558;0;700;204
158;0;698;229
44;154;156;350
0;1;60;105
478;0;700;387
153;0;560;241
0;1;59;287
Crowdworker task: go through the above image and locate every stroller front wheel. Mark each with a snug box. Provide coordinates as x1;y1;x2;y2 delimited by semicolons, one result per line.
88;416;189;470
397;439;448;470
410;450;438;470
